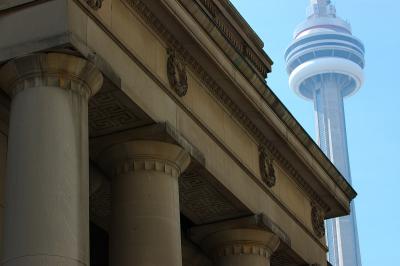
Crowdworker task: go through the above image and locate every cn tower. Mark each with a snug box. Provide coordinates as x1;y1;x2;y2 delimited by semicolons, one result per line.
285;1;364;265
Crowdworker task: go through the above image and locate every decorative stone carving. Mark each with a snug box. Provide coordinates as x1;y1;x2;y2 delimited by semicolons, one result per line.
89;91;141;136
88;83;153;137
259;146;276;188
86;0;103;10
311;203;325;238
167;48;188;97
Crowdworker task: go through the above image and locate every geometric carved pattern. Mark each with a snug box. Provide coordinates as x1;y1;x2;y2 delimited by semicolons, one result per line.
89;79;152;137
270;249;307;266
179;168;250;224
89;91;140;132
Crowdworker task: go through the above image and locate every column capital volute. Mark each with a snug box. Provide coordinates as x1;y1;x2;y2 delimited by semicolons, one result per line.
96;140;191;179
0;53;103;98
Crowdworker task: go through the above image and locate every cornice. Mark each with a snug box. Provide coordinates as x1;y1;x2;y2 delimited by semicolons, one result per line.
195;0;271;78
215;0;265;50
125;0;331;213
179;0;270;82
163;0;356;204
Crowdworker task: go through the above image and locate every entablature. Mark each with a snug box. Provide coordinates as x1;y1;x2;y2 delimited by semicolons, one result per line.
0;0;355;222
122;0;356;217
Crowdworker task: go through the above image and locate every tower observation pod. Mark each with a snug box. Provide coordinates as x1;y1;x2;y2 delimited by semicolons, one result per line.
285;1;364;266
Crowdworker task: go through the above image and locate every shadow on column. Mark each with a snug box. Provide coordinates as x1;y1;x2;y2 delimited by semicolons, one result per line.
90;222;109;266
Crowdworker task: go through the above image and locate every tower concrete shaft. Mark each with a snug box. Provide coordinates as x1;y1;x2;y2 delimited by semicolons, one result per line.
312;75;362;266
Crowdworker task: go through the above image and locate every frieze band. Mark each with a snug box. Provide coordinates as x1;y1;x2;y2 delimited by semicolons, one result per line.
125;0;330;213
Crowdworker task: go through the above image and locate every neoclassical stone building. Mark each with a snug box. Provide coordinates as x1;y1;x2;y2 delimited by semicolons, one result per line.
0;1;357;266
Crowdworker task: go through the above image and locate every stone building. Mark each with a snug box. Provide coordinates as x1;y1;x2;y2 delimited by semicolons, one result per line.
0;1;357;266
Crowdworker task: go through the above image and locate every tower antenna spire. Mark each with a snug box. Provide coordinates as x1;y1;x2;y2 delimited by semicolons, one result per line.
308;0;336;18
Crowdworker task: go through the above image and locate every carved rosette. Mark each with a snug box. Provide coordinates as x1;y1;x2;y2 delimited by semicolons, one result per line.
86;0;104;10
259;146;276;188
311;203;325;238
167;48;188;97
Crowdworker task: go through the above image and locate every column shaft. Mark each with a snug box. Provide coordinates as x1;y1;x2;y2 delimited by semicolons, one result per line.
97;140;190;266
0;53;103;266
112;168;181;265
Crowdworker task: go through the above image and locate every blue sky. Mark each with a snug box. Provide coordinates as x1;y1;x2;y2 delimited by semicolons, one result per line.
230;0;400;265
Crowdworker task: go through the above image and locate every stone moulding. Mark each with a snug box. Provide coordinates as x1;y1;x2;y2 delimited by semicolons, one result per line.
0;53;103;99
113;158;181;178
196;0;270;78
124;0;330;213
215;242;273;258
259;146;276;188
167;48;188;97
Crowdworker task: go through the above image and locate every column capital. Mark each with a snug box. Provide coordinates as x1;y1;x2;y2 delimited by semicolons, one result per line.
97;140;191;179
199;228;280;260
190;214;285;264
0;53;103;98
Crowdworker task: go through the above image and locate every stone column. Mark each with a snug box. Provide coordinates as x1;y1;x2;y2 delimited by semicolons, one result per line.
97;140;190;266
0;53;103;266
195;228;280;266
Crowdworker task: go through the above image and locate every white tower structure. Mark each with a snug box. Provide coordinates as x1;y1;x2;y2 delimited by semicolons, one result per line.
285;1;364;265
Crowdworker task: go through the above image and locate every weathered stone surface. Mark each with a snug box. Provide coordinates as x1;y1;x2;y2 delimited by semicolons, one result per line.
0;1;358;266
0;53;102;266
